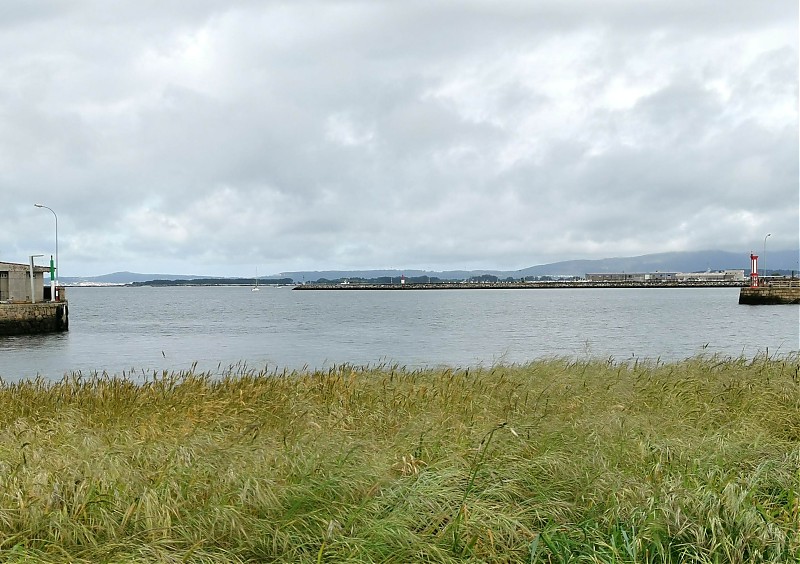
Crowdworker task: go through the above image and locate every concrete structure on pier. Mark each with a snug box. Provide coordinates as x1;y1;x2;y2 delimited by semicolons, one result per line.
0;261;48;302
0;260;68;335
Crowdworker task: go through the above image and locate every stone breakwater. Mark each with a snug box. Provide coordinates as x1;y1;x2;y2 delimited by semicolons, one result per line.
0;302;69;336
294;281;748;291
739;286;800;305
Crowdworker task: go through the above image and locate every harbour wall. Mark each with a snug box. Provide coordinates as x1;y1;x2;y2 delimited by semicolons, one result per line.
739;286;800;305
294;281;747;291
0;302;69;336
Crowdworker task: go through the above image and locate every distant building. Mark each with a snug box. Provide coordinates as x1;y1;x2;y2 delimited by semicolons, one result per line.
585;270;746;283
0;261;48;302
675;270;746;282
585;272;677;282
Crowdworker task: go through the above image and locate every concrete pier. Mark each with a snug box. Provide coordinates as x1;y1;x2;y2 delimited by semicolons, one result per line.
739;285;800;305
294;281;747;291
0;301;69;335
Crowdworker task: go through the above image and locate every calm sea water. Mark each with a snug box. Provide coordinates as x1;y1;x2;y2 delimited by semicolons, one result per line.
0;286;797;381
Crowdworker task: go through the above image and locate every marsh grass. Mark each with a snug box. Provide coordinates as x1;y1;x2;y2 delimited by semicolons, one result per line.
0;355;798;562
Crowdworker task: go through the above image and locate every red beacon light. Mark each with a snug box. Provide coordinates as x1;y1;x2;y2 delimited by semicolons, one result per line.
750;253;759;287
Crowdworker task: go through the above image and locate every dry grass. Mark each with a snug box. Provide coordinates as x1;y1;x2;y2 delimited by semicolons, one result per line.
0;355;798;562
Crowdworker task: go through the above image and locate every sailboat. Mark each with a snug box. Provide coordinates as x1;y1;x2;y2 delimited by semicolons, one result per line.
252;268;260;292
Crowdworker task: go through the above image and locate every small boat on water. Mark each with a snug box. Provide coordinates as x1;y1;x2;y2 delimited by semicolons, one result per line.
252;268;260;292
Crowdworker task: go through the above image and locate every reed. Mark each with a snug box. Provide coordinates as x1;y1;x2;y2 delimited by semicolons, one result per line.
0;355;797;562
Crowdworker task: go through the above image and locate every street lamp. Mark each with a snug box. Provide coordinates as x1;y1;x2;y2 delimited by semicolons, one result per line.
34;204;58;298
763;233;771;279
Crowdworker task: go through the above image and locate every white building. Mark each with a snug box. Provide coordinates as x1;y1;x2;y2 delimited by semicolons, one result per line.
586;270;746;283
674;270;746;282
586;272;678;282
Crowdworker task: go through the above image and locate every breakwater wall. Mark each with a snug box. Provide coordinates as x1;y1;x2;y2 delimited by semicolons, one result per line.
739;286;800;305
294;281;747;291
0;302;69;336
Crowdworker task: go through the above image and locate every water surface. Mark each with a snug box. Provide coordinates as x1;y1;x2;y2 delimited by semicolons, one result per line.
0;286;797;380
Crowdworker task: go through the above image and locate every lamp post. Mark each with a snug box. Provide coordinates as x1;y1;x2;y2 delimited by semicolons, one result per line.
34;204;58;298
763;233;771;279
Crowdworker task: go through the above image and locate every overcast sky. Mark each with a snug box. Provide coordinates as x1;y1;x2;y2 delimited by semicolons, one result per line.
1;1;797;277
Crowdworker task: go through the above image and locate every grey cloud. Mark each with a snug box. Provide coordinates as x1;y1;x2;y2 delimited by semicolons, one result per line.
0;1;796;276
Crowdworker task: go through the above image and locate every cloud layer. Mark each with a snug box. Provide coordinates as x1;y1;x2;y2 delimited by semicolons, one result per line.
1;1;797;276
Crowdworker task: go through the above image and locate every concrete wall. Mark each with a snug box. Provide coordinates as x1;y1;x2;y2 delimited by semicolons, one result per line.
0;302;69;335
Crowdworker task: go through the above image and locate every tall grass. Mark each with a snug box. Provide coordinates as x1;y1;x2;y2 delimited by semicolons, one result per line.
0;355;797;562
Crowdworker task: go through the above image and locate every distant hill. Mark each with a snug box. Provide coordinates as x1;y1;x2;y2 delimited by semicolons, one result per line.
513;250;800;277
280;250;799;281
60;271;207;285
60;249;799;284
